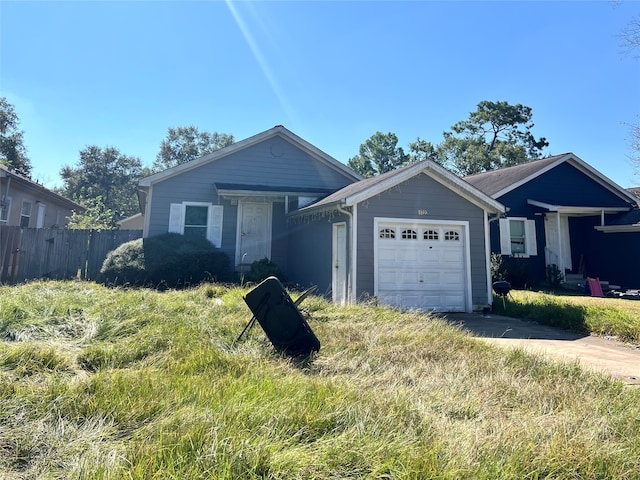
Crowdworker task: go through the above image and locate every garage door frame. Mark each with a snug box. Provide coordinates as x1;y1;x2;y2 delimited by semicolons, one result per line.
373;217;473;312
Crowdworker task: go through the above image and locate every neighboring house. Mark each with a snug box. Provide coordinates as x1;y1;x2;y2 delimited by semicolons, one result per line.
464;153;640;289
117;213;144;230
0;163;82;228
138;125;504;312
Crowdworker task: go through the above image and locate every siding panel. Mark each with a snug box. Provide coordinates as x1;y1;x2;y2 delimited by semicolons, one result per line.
354;173;489;307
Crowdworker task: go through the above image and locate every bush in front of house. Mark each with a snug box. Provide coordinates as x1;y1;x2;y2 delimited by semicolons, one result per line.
244;257;284;284
100;233;231;288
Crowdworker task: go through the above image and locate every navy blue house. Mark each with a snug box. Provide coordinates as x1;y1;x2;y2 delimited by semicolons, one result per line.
465;154;640;289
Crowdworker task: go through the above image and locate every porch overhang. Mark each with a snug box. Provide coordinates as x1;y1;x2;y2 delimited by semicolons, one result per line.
214;183;334;200
527;199;630;216
594;224;640;233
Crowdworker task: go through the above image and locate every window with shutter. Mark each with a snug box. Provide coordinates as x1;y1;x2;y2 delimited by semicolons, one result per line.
499;217;537;257
168;202;224;247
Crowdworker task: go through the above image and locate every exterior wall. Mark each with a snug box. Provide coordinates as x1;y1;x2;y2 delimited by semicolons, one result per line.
285;210;349;294
145;136;357;272
586;230;640;289
354;173;489;308
493;162;636;284
498;162;633;215
146;136;355;238
0;177;77;228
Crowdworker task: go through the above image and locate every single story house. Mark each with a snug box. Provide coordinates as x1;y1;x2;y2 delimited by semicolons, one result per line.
0;163;83;228
138;125;504;312
464;153;640;289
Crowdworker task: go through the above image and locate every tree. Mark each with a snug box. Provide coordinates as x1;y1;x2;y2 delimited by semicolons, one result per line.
60;146;143;220
437;100;549;176
347;131;410;177
153;126;235;171
620;11;640;57
66;196;118;230
0;97;32;176
408;137;439;163
619;9;640;177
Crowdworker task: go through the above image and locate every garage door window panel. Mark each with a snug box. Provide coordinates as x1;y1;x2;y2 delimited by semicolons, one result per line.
379;227;396;239
402;228;417;239
423;229;439;240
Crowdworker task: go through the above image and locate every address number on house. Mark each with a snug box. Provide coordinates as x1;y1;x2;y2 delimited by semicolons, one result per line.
417;209;429;215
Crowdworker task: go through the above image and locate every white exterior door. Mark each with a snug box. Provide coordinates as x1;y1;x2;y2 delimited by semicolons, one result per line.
36;202;46;229
374;219;469;312
237;202;272;265
332;222;347;304
545;214;572;272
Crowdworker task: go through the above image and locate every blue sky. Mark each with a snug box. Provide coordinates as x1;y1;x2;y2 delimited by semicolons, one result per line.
1;0;639;190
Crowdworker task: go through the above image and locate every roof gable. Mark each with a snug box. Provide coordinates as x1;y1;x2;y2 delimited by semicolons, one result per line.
139;125;362;187
0;164;83;211
299;160;505;214
464;153;638;205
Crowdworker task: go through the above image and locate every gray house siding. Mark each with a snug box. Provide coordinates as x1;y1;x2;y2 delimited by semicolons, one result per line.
285;211;350;294
144;135;357;271
354;173;489;307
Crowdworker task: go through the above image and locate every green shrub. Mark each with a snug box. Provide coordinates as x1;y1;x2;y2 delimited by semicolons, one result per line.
546;263;564;288
100;233;230;288
244;257;283;283
503;257;530;288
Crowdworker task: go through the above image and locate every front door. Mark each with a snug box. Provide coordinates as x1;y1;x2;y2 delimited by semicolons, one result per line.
332;222;347;304
545;214;572;272
237;201;272;266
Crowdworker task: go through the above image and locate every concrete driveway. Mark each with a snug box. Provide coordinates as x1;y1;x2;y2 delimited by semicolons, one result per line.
443;312;640;385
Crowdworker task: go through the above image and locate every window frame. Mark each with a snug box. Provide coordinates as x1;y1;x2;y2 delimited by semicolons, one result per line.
0;196;11;224
499;217;537;257
20;201;32;228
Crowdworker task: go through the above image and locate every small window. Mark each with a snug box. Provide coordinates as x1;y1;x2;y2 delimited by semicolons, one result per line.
423;229;438;240
402;229;417;239
444;230;460;241
379;227;395;239
509;219;526;254
184;205;208;239
20;201;32;228
0;197;11;224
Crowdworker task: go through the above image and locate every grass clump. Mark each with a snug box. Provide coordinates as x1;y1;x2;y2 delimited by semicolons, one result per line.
0;280;639;478
493;289;640;343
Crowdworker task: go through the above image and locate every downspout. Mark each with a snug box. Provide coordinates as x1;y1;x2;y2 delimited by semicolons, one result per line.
485;211;498;309
337;204;352;304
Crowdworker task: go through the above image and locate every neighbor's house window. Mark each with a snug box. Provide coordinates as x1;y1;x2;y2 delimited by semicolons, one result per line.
168;202;223;247
0;197;11;224
20;201;32;228
499;217;537;257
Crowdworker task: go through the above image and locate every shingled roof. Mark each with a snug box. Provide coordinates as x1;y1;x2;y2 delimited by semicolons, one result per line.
463;154;569;197
463;153;638;205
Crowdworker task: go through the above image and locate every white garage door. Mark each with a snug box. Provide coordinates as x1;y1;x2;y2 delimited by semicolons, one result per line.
375;220;468;312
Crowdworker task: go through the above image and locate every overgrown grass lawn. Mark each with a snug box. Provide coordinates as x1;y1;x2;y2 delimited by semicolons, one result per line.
493;290;640;344
1;281;640;479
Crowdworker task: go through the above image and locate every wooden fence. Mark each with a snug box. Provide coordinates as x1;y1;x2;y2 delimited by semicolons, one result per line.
0;226;142;284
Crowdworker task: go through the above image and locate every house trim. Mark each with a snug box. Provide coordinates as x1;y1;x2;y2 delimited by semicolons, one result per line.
527;199;630;215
